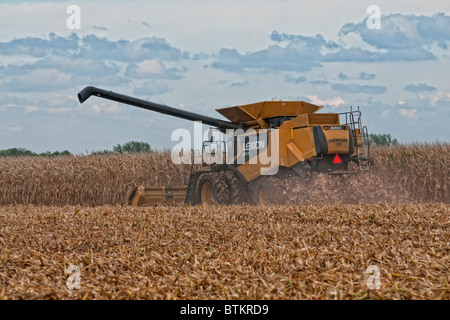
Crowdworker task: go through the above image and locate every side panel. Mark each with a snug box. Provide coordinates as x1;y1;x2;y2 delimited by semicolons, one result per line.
322;125;351;154
228;129;280;183
292;127;316;159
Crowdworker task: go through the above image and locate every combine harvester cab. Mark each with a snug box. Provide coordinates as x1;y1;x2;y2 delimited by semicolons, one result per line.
78;86;372;206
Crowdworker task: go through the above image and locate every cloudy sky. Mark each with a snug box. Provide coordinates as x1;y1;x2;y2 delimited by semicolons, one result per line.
0;0;449;153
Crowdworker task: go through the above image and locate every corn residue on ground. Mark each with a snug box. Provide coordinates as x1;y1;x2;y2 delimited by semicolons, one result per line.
0;203;448;300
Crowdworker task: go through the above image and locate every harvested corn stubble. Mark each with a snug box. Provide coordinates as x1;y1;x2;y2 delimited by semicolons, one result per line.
0;203;448;300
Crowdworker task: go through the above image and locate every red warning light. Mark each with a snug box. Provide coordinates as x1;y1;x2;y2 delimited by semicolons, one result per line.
333;154;342;164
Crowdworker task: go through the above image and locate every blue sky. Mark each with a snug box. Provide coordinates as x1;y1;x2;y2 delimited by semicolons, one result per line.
0;0;449;153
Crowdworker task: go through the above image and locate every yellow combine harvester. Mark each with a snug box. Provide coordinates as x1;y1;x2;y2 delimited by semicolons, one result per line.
78;86;372;205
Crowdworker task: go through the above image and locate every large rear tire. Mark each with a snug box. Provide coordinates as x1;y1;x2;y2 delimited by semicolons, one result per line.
249;176;269;205
225;172;249;204
197;173;230;205
248;168;294;205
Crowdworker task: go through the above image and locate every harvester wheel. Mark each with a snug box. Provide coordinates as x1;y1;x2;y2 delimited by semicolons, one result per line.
225;172;249;204
197;173;230;205
249;176;269;205
250;167;301;205
258;188;267;204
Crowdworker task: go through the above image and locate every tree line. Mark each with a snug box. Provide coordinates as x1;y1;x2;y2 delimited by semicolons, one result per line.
0;141;152;157
0;134;398;157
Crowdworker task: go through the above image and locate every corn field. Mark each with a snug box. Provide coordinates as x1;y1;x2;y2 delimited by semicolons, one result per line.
263;142;449;205
0;151;193;206
0;143;448;300
0;143;448;206
369;143;449;203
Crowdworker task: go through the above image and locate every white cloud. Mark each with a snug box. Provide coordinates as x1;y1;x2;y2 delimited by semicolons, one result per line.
133;80;171;96
340;13;450;51
46;107;73;114
381;109;390;119
399;108;418;121
135;59;164;76
2;68;73;92
307;95;345;108
429;91;450;106
24;105;38;113
125;60;184;80
88;103;121;115
103;105;121;115
91;104;101;114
